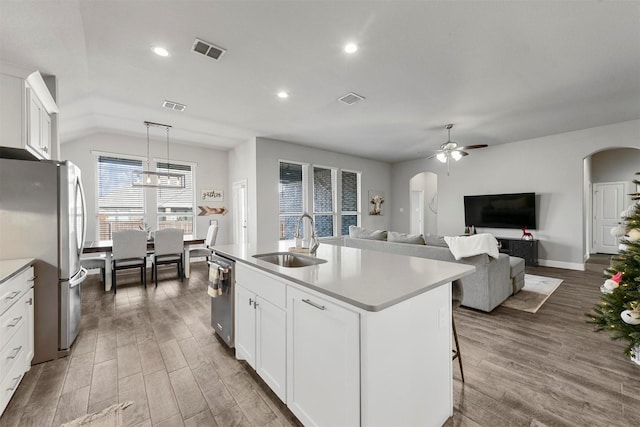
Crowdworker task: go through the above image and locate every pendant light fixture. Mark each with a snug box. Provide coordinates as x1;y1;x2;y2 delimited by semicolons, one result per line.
132;121;185;188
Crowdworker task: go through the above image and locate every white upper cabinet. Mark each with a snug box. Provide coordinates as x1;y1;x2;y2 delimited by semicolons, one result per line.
0;68;58;160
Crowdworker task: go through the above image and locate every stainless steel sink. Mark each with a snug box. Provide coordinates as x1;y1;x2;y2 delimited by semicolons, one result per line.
252;252;327;268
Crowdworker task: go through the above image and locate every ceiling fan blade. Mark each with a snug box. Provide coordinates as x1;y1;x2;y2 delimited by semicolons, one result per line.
424;153;438;160
457;144;488;150
459;150;469;157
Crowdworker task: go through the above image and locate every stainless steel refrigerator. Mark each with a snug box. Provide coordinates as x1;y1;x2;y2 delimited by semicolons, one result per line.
0;157;87;364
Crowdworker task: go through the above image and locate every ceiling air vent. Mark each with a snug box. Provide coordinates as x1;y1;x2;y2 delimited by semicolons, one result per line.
192;38;226;60
338;92;365;105
163;100;186;112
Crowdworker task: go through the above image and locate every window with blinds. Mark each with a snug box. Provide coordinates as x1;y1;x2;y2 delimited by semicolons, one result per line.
279;162;306;240
96;155;144;240
341;170;361;235
157;162;194;234
313;166;336;237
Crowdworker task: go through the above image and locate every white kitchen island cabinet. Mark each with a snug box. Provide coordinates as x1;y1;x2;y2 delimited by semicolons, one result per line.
221;242;475;427
235;263;287;401
287;286;360;427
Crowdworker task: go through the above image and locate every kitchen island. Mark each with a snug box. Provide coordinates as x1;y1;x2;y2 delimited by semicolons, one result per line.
213;241;475;427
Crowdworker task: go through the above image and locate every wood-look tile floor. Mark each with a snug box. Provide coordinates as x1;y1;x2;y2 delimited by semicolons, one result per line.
1;263;639;426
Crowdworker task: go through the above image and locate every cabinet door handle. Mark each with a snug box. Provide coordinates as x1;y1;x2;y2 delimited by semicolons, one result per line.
28;276;37;282
5;291;20;300
26;298;33;305
302;299;326;311
7;346;22;359
249;298;253;306
254;301;259;308
6;376;21;391
8;317;22;327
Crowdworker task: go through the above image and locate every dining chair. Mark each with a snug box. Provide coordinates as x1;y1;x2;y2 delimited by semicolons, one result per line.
111;230;148;294
80;254;106;284
189;224;218;262
151;228;184;286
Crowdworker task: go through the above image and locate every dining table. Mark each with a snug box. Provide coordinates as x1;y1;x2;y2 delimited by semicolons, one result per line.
83;234;205;291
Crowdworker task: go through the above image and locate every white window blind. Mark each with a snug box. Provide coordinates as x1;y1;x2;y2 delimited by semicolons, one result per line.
341;170;361;235
96;155;144;239
279;161;306;240
157;162;194;234
313;166;336;237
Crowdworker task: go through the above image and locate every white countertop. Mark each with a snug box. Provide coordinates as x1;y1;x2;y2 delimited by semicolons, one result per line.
0;258;35;283
212;241;475;312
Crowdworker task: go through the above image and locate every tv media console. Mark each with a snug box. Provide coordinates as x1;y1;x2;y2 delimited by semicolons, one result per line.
497;238;539;266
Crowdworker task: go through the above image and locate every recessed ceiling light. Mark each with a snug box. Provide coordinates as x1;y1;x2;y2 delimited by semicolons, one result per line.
344;43;358;54
277;91;289;99
152;46;169;57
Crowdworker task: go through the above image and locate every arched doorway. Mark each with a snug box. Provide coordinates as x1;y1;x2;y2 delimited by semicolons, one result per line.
583;147;640;261
409;172;438;236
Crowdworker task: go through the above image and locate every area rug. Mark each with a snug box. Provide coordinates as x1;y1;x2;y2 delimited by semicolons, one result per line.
60;401;134;427
500;274;563;313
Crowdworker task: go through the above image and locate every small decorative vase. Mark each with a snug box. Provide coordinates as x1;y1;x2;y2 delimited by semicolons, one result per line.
631;344;640;367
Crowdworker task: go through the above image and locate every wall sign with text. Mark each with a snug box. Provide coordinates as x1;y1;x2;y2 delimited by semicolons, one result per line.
201;189;224;201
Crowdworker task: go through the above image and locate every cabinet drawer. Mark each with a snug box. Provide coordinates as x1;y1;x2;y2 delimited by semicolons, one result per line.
0;323;25;386
0;267;33;317
0;347;25;416
0;297;26;351
236;264;286;309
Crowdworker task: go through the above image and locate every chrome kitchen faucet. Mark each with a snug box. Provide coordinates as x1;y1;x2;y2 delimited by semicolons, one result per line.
294;213;320;254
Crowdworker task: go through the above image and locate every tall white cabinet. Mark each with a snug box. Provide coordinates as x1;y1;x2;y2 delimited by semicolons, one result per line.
0;261;35;416
0;64;59;160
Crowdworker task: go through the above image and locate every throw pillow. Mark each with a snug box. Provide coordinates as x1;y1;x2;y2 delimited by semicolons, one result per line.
387;231;426;245
348;225;387;241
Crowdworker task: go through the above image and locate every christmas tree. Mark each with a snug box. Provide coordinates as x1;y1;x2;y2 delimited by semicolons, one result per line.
589;172;640;360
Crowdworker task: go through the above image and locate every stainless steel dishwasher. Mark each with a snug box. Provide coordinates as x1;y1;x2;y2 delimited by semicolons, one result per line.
208;253;235;347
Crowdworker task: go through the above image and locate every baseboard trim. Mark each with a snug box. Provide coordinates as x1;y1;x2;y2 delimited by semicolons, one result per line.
538;259;585;271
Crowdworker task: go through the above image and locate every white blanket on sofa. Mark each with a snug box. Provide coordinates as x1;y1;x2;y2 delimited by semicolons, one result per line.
444;233;500;260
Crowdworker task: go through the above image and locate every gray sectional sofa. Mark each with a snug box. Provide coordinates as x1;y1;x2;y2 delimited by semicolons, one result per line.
335;227;525;312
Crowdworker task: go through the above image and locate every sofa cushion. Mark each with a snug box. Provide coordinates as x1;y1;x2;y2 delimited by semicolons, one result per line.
387;231;426;245
348;225;387;240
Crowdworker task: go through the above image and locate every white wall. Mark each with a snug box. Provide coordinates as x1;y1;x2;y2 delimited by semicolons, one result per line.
391;119;640;269
254;137;392;244
409;172;438;236
228;138;257;244
61;132;230;243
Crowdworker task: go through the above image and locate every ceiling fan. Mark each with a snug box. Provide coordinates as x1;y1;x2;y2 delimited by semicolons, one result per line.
426;124;488;175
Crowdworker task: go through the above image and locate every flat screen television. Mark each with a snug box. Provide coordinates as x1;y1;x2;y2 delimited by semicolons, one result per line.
464;192;536;229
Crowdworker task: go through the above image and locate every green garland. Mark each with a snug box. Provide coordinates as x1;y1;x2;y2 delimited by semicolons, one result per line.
588;172;640;357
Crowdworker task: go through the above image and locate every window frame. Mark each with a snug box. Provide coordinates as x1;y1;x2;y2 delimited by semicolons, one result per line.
340;169;362;236
311;165;338;238
278;160;309;240
154;158;197;235
94;151;147;240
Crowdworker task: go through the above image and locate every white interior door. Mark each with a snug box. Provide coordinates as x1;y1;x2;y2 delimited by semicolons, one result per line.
232;180;248;244
410;190;424;235
593;182;625;254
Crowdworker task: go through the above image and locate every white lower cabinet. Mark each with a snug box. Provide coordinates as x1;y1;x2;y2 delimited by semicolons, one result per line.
0;264;35;416
23;288;35;369
234;264;287;401
286;286;360;427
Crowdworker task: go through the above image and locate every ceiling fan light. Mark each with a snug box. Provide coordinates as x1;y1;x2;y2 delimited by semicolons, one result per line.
436;152;447;163
451;151;462;161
